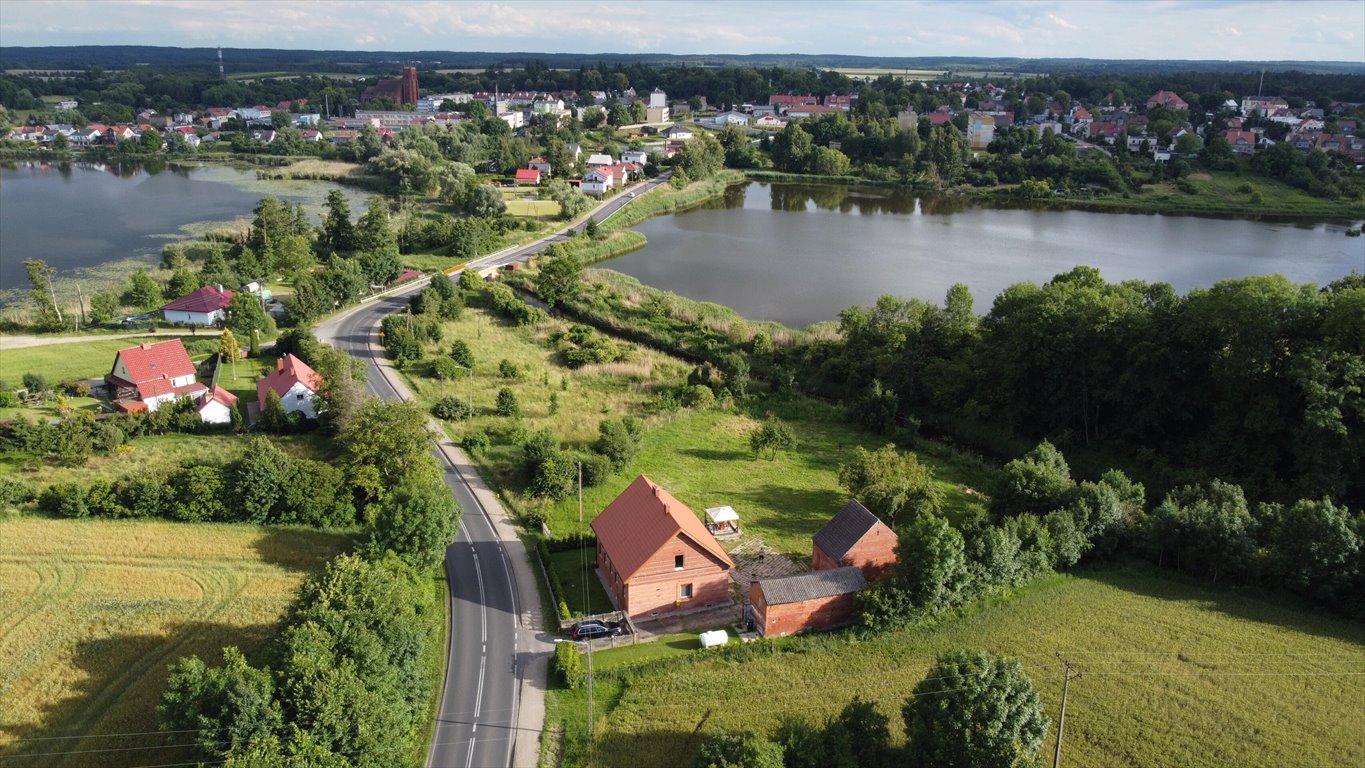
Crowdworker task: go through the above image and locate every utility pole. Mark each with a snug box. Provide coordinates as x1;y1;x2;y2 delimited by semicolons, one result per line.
1053;653;1081;768
578;461;584;523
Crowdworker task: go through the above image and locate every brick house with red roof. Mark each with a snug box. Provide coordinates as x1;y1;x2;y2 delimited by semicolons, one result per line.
162;284;234;326
592;475;736;619
105;339;208;414
256;353;324;420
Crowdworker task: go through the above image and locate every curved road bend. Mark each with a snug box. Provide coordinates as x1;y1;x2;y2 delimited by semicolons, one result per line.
316;172;671;768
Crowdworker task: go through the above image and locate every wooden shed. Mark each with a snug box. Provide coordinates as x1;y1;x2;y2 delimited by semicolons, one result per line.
812;500;898;582
749;566;866;637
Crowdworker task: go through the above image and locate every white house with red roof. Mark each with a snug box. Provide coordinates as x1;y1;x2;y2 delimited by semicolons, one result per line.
514;168;541;185
581;167;614;195
162;285;234;326
105;339;207;414
256;354;324;419
196;386;239;425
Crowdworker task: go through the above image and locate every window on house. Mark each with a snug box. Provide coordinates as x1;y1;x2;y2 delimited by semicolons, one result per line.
674;554;684;570
679;583;693;599
296;393;305;401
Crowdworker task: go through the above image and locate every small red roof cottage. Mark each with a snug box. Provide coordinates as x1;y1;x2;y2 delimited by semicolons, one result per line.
256;353;324;420
812;499;898;582
515;168;541;185
592;475;735;619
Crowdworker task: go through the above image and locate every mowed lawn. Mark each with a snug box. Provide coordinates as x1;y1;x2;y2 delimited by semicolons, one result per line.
550;564;1365;768
0;518;350;767
0;336;173;390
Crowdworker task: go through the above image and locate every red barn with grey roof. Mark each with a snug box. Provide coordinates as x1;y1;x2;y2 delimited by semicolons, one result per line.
812;499;898;581
592;475;735;619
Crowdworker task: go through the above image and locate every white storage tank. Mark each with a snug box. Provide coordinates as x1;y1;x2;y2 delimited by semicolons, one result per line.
699;629;729;649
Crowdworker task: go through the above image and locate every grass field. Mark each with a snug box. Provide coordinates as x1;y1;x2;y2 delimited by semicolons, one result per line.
545;563;1365;768
400;304;990;553
1064;171;1365;218
0;518;350;767
0;335;200;390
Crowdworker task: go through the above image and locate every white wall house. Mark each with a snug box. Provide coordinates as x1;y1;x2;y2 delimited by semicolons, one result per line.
620;149;648;165
257;353;324;420
161;285;234;326
581;168;613;195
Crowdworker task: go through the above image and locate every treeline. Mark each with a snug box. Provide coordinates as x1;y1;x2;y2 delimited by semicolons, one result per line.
852;438;1364;628
793;269;1364;510
144;393;459;766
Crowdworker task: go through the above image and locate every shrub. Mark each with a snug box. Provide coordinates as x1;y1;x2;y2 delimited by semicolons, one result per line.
498;359;522;379
592;416;642;470
461;432;491;454
449;339;475;369
429;356;463;381
554;641;586;689
0;476;36;511
432;396;474;421
40;482;89;518
0;390;18;407
578;452;614;487
22;372;47;393
681;384;715;408
495;388;520;417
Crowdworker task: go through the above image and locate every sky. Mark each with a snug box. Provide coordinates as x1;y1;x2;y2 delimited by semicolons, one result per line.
1;0;1363;62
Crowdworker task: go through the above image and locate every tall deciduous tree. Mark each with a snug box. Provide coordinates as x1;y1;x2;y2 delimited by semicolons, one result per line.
23;258;62;328
902;650;1048;768
534;245;582;308
838;444;944;524
370;476;460;570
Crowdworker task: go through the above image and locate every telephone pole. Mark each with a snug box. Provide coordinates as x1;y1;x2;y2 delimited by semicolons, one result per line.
1053;653;1081;768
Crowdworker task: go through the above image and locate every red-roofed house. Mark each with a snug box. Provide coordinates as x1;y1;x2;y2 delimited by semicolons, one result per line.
256;353;324;419
105;339;207;413
1147;91;1189;111
162;284;234;326
515;168;541;185
197;385;238;425
592;475;736;619
1224;130;1259;155
928;110;956;126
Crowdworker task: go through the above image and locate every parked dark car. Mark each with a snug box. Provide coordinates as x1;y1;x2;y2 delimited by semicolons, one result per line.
571;620;623;640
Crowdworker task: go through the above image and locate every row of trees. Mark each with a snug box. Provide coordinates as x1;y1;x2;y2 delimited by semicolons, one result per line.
796;269;1364;511
695;651;1047;768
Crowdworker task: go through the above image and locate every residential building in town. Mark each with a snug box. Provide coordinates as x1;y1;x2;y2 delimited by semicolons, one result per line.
104;339;229;424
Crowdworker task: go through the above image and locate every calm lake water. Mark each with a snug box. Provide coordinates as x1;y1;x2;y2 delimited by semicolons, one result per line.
0;160;364;292
609;182;1365;327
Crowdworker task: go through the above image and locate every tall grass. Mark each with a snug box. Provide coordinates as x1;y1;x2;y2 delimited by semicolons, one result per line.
0;518;350;768
553;563;1365;768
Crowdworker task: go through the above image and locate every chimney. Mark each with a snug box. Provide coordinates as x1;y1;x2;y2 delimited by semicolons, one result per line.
216;284;224;293
653;484;660;498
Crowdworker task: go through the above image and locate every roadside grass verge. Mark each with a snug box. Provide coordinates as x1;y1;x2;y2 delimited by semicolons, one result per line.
548;562;1365;768
0;517;350;768
548;548;615;617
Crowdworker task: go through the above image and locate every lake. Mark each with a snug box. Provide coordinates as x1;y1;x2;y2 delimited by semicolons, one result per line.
0;160;366;293
608;182;1365;327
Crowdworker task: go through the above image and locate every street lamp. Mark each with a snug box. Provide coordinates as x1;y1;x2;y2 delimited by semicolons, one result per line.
451;362;473;412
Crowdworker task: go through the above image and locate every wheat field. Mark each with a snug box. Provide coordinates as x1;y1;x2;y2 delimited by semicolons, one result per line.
0;517;349;767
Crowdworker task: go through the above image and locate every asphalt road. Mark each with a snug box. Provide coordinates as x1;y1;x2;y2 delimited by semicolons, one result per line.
317;174;670;768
